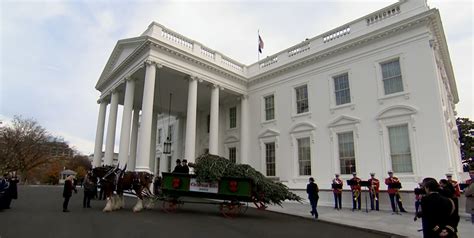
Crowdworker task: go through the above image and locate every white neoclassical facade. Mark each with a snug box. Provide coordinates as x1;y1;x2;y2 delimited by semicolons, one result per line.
93;0;461;191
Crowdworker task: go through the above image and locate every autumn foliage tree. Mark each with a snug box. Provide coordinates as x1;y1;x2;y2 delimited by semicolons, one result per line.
0;116;55;182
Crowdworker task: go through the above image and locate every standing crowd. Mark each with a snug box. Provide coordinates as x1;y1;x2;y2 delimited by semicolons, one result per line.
307;167;474;238
0;173;19;210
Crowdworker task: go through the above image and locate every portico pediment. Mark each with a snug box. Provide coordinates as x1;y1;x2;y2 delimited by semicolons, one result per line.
96;37;148;89
258;128;280;138
328;115;361;127
376;105;418;120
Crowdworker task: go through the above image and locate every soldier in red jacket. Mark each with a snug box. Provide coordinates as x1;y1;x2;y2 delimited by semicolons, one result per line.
385;171;407;213
368;173;380;211
446;173;461;198
349;172;361;211
332;174;343;210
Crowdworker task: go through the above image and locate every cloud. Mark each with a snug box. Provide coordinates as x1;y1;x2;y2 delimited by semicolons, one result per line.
1;0;472;155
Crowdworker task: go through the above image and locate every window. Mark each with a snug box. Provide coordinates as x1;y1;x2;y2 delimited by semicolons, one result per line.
381;59;403;95
388;124;412;173
295;85;309;114
168;125;174;141
338;132;356;174
158;128;162;144
229;147;236;163
229;107;237;128
167;156;172;172
297;137;311;176
265;142;276;176
264;95;275;121
333;73;351;105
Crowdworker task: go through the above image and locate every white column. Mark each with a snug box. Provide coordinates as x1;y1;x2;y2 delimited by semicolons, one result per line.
149;112;158;172
240;95;249;164
93;101;108;168
209;84;220;155
118;78;136;168
104;91;120;165
136;61;158;172
184;76;198;163
128;109;139;171
177;117;186;160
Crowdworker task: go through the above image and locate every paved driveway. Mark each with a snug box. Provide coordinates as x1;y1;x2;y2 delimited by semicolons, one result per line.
0;186;399;238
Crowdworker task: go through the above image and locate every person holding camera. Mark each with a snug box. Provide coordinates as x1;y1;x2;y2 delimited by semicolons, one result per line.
416;178;457;238
385;171;407;213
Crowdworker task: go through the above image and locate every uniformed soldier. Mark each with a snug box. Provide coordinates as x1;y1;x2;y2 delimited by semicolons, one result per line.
332;174;343;210
368;173;380;211
349;172;361;211
446;173;461;198
385;171;407;213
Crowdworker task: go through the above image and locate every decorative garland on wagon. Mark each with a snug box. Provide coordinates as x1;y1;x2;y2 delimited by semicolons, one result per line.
189;154;302;206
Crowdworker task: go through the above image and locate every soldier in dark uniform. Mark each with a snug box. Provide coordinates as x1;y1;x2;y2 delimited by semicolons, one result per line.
306;177;319;219
349;172;361;211
5;173;19;209
182;159;190;174
368;173;380;211
172;159;183;173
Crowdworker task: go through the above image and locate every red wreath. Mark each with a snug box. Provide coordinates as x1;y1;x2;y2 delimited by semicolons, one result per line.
172;178;181;189
229;180;238;192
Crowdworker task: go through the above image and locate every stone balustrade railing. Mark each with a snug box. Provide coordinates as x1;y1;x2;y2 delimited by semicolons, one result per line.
143;0;427;79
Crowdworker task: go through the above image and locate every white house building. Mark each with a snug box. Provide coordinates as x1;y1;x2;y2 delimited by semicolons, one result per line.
92;0;461;194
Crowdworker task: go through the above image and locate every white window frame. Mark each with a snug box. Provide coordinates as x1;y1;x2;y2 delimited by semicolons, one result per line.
224;141;239;163
264;142;276;177
289;122;316;180
228;147;237;163
328;70;355;113
374;54;410;104
228;105;238;130
292;82;311;118
328;116;360;179
377;105;419;179
261;92;276;124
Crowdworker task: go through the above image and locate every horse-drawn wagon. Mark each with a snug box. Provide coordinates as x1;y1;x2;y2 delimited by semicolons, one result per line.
159;172;260;217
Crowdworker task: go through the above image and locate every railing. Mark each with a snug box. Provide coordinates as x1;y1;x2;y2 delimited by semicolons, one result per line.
260;57;278;68
200;46;215;59
323;26;351;43
222;57;244;72
288;42;310;57
366;5;401;25
161;29;193;49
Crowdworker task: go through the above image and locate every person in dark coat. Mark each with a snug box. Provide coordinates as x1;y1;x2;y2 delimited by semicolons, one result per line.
417;177;457;238
62;175;77;212
182;159;189;174
82;173;95;208
0;174;9;210
5;174;19;209
306;177;319;219
172;159;183;173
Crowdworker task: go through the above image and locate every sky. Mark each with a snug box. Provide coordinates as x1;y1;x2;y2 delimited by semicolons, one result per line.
1;0;472;155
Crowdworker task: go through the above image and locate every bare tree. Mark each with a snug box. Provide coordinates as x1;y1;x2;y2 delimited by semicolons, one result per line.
0;116;54;183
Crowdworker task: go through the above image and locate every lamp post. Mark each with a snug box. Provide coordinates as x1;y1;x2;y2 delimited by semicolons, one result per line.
163;93;173;155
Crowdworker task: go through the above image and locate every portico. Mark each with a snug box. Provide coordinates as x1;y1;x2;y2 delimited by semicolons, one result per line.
92;25;249;173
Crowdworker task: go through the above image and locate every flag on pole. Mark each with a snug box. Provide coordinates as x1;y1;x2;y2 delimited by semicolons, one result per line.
258;34;264;53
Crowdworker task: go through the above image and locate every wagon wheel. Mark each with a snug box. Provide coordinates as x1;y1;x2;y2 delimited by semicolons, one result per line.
162;199;179;213
220;202;241;218
239;202;249;214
